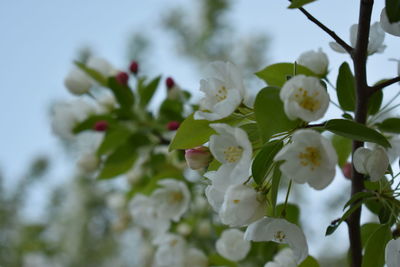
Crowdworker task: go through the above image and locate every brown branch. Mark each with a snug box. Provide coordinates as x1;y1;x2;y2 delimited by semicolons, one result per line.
369;76;400;96
297;7;353;54
348;1;374;267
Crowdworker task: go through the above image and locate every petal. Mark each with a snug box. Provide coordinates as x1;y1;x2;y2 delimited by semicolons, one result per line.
329;42;347;53
352;147;371;174
386;239;400;267
205;185;225;212
350;24;358;47
366;146;389;182
380;8;400;37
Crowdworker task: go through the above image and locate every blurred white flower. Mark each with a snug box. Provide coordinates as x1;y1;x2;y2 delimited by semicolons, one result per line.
297;48;329;76
264;248;297;267
280;75;329;122
219;184;265;227
64;68;92;95
216;229;250;262
184;248;208;267
152;179;190;222
274;129;337;190
206;123;252;190
96;91;117;112
353;146;389;182
194;61;245;121
329;22;385;55
245;217;308;264
106;192;126;211
380;8;400;37
86;57;117;77
385;238;400;267
154;234;186;267
76;151;99;174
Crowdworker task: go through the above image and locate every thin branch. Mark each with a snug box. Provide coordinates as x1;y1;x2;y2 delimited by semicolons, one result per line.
297;7;353;54
369;76;400;96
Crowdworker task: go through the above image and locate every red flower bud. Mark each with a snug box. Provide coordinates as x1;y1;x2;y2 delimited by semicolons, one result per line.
166;77;175;89
185;147;212;170
94;120;108;132
129;61;139;74
116;72;129;85
167;121;180;131
342;162;352;179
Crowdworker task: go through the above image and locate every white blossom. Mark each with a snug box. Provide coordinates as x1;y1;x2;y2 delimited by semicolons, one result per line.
380;8;400;37
184;248;208;267
64;68;92;95
216;229;250;262
86;57;117;77
76;151;99;174
274;129;337;190
297;48;329;76
353;146;389;182
194;61;245;121
385;238;400;267
219;184;265;227
205;185;225;212
330;22;385;55
264;248;297;267
154;234;186;267
245;217;308;264
206;123;252;190
152;179;190;222
280;75;329;122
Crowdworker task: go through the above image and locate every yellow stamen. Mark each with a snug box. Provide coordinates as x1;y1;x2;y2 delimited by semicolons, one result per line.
224;146;243;163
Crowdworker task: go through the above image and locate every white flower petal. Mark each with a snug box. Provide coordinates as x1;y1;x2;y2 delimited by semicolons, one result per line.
380;8;400;37
365;146;389;182
216;229;250;262
329;42;347;53
297;48;329;76
385;238;400;267
205;185;225;212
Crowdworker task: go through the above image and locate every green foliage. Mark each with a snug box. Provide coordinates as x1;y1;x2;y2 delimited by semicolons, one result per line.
362;224;392;267
326;200;363;236
269;165;282;217
75;61;107;86
276;203;300;224
252;140;283;185
138;76;161;107
73;114;116;134
299;256;320;267
376;118;400;133
254;87;299;141
159;99;184;122
107;76;135;110
256;63;316;87
385;0;400;23
336;62;355;111
331;134;352;167
368;90;383;115
288;0;317;9
360;223;381;248
96;126;132;155
324;119;391;148
208;253;238;267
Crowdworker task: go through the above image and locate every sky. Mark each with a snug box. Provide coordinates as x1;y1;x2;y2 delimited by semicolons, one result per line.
0;0;399;259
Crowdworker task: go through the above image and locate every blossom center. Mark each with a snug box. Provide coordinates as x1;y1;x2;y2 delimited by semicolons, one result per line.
233;199;240;204
169;191;183;204
298;146;321;170
224;146;243;163
294;88;321;112
274;230;286;242
170;239;178;247
215;86;228;102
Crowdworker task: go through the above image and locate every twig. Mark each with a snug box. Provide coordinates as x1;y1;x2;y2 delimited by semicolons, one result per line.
369;76;400;96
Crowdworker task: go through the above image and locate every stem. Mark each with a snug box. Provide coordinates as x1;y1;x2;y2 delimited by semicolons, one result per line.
281;180;292;218
369;76;400;96
348;1;374;266
297;7;353;54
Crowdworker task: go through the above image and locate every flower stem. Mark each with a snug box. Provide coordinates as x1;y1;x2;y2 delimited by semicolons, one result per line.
281;180;292;218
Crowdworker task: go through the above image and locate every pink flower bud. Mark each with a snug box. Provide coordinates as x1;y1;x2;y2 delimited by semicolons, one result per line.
167;121;180;131
116;72;129;85
185;147;212;170
129;61;139;74
166;77;175;89
342;162;352;179
94;120;108;132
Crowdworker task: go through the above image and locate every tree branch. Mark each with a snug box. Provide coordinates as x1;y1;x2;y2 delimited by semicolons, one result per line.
297;7;353;54
369;76;400;96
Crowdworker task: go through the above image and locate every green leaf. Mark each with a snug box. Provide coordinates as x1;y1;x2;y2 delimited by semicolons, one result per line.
343;191;374;210
276;203;300;224
336;62;355;111
288;0;317;9
108;77;135;110
252;140;283;185
270;165;282;216
254;87;299;141
299;256;320;267
208;158;222;171
361;223;381;248
98;134;149;179
159;99;184;122
208;253;237;267
325;200;363;236
331;134;352;167
324;119;391;148
139;76;161;107
386;0;400;23
72;114;115;134
75;61;107;86
368;89;383;115
240;123;262;145
97;126;132;155
376;118;400;133
362;224;392;267
169;114;216;150
255;63;316;87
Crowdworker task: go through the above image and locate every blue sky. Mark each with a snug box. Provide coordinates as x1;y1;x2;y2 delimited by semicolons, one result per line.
0;0;398;257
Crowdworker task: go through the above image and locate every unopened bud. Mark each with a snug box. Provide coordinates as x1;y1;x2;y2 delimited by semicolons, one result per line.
185;146;212;170
116;72;129;85
64;68;92;95
94;120;108;132
342;162;352;179
166;77;175;89
177;223;192;236
167;121;180;131
129;61;139;74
